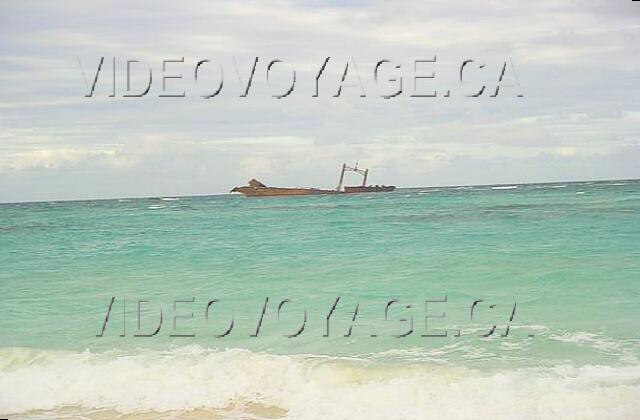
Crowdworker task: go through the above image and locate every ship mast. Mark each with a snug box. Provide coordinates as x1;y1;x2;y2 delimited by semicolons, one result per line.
336;162;369;191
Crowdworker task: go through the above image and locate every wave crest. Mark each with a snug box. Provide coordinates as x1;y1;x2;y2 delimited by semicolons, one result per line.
1;346;639;419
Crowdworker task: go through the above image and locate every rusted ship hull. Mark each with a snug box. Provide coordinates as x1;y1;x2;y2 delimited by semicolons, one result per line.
231;185;395;196
231;186;338;197
344;186;395;193
231;164;395;197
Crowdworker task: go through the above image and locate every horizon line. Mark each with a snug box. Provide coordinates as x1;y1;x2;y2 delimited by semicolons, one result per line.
1;176;638;206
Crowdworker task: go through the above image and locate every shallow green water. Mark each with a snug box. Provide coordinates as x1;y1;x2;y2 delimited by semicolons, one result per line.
1;180;639;417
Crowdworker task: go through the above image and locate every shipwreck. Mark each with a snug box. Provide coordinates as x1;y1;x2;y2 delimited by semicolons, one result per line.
231;163;395;197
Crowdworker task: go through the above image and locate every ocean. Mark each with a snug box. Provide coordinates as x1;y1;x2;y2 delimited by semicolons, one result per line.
1;180;639;419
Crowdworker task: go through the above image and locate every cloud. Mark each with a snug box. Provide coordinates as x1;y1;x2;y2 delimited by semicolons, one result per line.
3;148;135;171
554;146;578;157
239;155;277;179
0;0;639;201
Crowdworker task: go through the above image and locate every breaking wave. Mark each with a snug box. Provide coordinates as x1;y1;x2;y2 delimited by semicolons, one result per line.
1;346;639;419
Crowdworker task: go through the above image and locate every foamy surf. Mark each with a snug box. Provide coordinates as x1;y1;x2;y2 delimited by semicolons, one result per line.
0;346;639;420
491;185;518;190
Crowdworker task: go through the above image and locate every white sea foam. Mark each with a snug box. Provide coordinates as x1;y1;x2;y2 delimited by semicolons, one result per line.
148;205;165;209
161;197;179;201
0;346;639;419
491;186;518;190
548;331;635;355
551;185;567;188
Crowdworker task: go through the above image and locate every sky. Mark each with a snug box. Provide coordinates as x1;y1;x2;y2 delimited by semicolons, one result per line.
1;0;639;202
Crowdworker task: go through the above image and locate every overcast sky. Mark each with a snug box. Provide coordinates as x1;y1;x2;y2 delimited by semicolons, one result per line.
1;0;639;202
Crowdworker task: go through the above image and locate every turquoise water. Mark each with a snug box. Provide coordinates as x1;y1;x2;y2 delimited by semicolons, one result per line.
1;180;639;418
